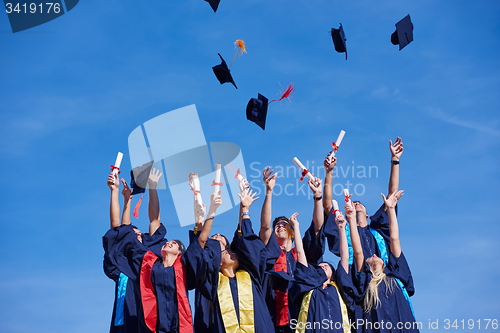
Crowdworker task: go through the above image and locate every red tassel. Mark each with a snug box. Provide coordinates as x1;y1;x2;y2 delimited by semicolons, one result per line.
269;83;295;104
133;194;144;219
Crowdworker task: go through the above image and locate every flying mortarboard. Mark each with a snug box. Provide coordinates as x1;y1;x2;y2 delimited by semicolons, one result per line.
205;0;221;12
212;53;238;89
246;83;294;130
246;93;268;130
130;161;154;196
331;23;347;60
391;14;414;50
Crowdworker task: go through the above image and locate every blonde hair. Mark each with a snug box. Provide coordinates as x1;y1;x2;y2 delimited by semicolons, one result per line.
363;267;396;312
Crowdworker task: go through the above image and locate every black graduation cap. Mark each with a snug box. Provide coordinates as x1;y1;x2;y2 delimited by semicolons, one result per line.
246;93;268;130
265;270;294;292
331;23;347;60
391;14;414;50
212;53;238;89
130;161;154;195
205;0;221;12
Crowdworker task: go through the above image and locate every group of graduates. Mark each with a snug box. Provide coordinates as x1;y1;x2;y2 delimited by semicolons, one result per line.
103;137;419;333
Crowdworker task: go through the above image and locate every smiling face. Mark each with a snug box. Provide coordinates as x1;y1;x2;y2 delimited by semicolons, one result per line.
366;254;384;272
273;217;292;239
318;262;334;281
161;240;182;258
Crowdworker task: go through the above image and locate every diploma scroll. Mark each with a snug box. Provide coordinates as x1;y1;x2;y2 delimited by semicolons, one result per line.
212;164;223;195
332;199;341;217
189;173;205;213
112;152;123;174
329;130;346;158
343;189;353;208
292;157;317;185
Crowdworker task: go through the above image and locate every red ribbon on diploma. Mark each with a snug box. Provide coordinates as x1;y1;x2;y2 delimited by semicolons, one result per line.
110;165;121;174
299;169;309;182
210;181;224;187
344;194;351;203
331;142;339;152
234;168;241;179
190;189;200;195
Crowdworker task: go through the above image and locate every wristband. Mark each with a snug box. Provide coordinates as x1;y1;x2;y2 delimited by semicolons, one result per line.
241;212;250;217
391;160;400;165
314;196;322;201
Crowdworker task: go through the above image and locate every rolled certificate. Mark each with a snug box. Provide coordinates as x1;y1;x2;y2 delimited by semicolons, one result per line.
329;130;346;158
189;173;204;211
332;199;340;217
292;157;315;183
212;164;222;195
343;188;353;208
112;152;123;174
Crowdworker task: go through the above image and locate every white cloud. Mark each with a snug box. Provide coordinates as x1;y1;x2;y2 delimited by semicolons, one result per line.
427;107;500;137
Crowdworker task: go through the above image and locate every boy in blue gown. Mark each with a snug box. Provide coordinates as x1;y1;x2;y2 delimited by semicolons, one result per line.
185;188;280;333
103;170;167;333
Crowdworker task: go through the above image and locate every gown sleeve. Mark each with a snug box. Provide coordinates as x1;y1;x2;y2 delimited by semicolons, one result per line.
142;223;168;258
302;218;327;265
369;203;398;243
293;262;328;294
231;218;278;285
102;224;142;280
385;251;415;296
323;211;341;257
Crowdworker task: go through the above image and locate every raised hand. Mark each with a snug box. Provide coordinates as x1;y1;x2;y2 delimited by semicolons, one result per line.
381;190;404;209
289;212;299;229
148;168;163;189
120;178;133;200
207;190;223;217
335;211;346;229
344;203;356;221
108;172;120;191
238;176;250;193
262;167;277;192
324;154;337;173
389;137;404;161
308;176;322;197
238;188;259;208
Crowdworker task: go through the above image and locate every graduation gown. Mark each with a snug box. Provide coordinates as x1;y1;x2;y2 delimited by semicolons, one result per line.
292;262;347;333
184;218;280;333
103;224;167;333
303;218;363;333
323;204;397;261
349;252;418;333
264;233;299;333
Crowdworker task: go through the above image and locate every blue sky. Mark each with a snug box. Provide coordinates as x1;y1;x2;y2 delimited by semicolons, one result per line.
1;0;499;332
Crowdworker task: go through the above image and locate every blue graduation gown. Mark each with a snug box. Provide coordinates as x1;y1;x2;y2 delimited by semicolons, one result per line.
323;204;396;260
303;218;363;333
292;262;346;333
354;252;418;333
263;233;298;333
184;218;279;333
149;262;179;333
102;224;166;333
